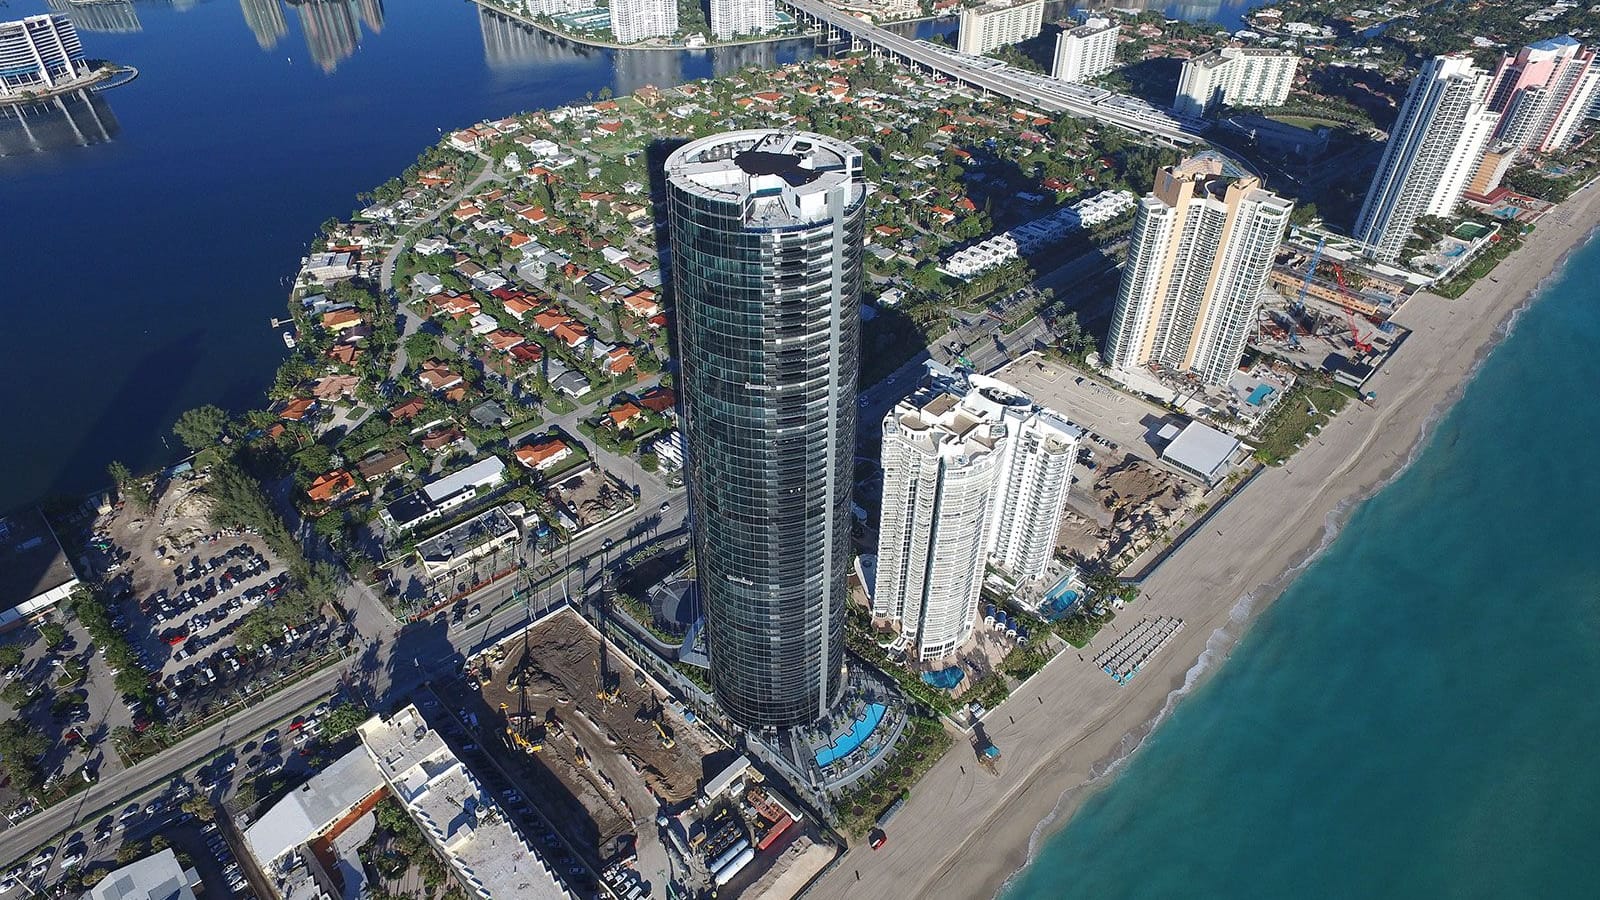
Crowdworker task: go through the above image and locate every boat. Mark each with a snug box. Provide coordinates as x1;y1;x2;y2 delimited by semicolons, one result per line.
282;331;297;348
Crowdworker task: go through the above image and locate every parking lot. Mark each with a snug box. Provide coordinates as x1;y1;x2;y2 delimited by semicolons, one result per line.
990;355;1174;462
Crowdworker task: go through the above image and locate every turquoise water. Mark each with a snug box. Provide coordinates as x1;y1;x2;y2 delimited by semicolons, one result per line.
817;703;887;766
1004;233;1600;899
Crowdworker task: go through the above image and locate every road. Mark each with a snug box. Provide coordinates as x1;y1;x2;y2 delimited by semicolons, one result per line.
780;0;1201;145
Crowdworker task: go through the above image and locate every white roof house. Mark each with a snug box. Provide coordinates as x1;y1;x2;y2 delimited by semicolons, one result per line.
423;457;507;506
1160;420;1242;484
245;745;385;867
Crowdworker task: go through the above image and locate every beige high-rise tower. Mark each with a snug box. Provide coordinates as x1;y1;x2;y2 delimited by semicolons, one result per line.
1104;157;1293;386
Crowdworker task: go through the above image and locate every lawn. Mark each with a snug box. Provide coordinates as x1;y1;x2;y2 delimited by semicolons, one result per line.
1252;381;1357;465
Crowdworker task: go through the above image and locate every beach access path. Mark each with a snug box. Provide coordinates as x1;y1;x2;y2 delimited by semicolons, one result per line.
804;182;1600;900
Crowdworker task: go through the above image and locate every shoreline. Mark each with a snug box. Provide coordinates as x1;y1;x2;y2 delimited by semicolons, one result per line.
803;181;1600;900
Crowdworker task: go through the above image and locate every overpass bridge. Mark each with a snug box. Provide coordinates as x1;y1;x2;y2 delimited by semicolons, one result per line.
780;0;1206;146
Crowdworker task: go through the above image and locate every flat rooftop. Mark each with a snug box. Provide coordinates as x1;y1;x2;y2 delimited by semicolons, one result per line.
0;508;78;615
359;705;572;900
246;745;385;867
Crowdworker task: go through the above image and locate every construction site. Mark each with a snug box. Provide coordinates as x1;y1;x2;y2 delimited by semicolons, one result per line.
466;608;722;869
1260;241;1411;383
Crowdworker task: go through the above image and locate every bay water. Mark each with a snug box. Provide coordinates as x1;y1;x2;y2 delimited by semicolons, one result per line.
1003;233;1600;898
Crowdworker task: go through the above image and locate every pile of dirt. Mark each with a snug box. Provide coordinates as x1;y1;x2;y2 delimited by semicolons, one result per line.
1057;460;1195;567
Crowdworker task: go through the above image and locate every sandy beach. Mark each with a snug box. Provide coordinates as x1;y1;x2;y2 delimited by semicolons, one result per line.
802;181;1600;900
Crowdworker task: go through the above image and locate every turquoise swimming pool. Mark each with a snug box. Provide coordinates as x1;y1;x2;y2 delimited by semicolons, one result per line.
816;703;886;767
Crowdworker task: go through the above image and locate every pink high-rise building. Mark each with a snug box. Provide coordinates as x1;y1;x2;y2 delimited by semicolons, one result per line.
1469;35;1599;196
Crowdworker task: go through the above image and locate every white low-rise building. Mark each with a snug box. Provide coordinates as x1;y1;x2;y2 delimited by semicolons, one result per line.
940;190;1135;279
359;705;573;900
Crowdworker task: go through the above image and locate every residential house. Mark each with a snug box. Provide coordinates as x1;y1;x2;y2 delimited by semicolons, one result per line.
311;374;360;402
604;346;636;376
390;397;427;422
326;344;362;365
607;402;645;430
502;294;539;321
278;398;317;421
305;470;358;505
429;293;480;320
418;360;464;394
622;291;661;318
515;438;573;472
301;251;359;284
638;386;676;417
356;449;409;483
469;312;500;336
321;309;364;333
419;426;466;453
414;236;451;255
469;400;511;429
413;273;444;295
552;322;590;350
485;329;526;353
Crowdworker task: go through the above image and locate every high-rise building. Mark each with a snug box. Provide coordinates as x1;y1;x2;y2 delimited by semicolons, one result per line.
1467;36;1599;196
1354;55;1498;263
609;0;676;44
1173;47;1299;117
665;130;865;729
956;0;1043;57
1051;16;1118;83
875;368;1080;661
1104;157;1293;386
710;0;775;41
0;14;87;96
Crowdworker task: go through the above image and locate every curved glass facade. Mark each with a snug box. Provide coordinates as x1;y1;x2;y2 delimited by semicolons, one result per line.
665;131;864;729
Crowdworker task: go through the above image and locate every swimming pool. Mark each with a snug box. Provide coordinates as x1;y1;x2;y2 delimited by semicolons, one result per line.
1246;384;1275;406
1040;576;1083;621
815;703;886;767
921;667;965;690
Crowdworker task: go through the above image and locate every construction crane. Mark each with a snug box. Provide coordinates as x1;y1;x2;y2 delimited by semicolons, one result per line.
1293;238;1325;314
1329;264;1375;355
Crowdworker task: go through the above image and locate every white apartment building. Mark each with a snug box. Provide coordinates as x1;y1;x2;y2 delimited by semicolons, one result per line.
1354;55;1498;263
1052;17;1118;83
610;0;677;44
0;14;87;96
710;0;776;40
1173;47;1299;116
874;368;1081;660
956;0;1044;57
1104;157;1293;386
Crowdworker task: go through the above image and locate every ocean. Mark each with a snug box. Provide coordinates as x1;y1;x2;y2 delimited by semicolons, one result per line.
1002;232;1600;898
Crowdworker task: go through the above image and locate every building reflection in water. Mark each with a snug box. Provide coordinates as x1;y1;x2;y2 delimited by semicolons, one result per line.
45;0;143;34
614;48;683;95
240;0;289;49
0;88;120;157
268;0;386;73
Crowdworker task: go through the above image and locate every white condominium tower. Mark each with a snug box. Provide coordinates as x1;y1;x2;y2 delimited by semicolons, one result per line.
0;14;87;96
875;368;1080;660
1104;157;1293;386
1173;47;1299;117
1468;36;1599;196
610;0;677;44
710;0;776;40
1354;54;1498;263
1052;17;1118;83
956;0;1043;57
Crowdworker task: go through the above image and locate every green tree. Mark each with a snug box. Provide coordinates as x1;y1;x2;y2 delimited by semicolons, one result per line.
39;622;67;650
0;720;50;789
107;460;151;511
173;405;231;452
320;702;370;741
181;795;215;822
0;645;23;670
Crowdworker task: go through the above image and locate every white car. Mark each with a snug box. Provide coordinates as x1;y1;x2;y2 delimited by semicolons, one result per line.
59;849;84;869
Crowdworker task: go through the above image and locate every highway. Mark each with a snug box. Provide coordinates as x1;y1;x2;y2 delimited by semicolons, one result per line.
780;0;1203;145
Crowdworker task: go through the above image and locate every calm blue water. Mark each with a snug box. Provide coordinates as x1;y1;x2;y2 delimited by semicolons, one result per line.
1004;234;1600;898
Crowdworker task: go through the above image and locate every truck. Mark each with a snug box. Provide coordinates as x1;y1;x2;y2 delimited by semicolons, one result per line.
974;724;1001;775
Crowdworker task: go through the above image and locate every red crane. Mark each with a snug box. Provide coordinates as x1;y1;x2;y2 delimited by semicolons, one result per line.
1329;264;1374;355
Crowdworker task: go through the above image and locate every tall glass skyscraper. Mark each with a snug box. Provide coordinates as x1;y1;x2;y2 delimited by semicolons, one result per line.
664;130;865;729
